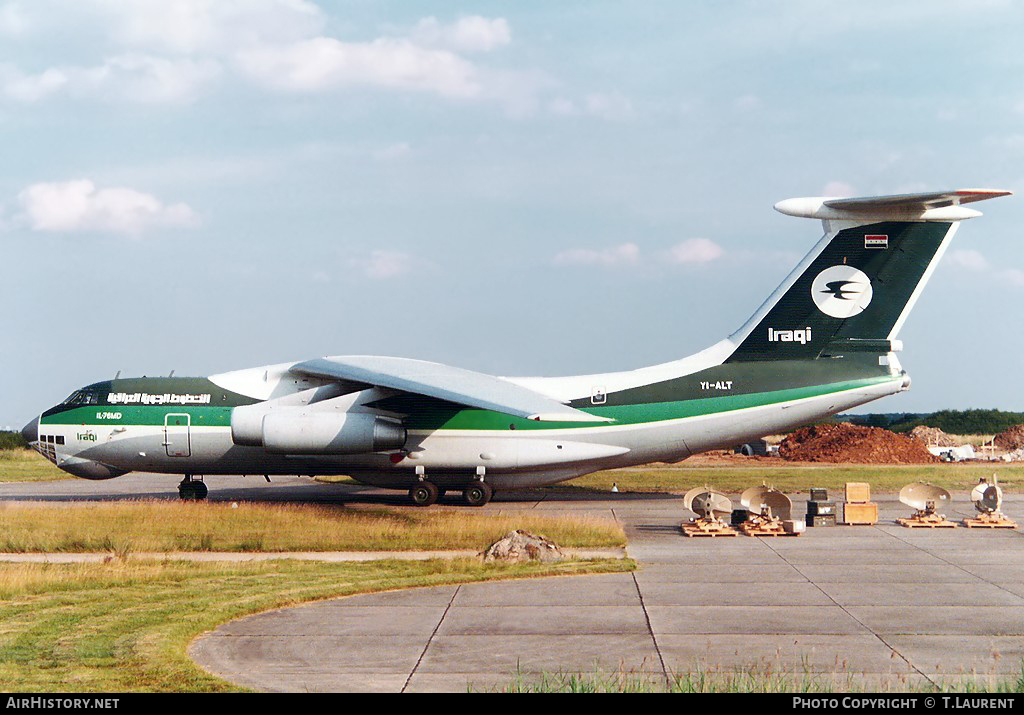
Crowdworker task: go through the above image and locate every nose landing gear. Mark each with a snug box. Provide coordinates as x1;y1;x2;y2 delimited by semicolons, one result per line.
178;475;208;500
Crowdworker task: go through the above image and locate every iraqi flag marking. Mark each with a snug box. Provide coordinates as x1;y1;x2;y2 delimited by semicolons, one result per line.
864;234;888;249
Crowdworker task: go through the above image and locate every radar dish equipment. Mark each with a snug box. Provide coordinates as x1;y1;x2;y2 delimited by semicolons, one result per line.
737;485;801;536
963;474;1017;529
681;487;738;537
897;482;958;528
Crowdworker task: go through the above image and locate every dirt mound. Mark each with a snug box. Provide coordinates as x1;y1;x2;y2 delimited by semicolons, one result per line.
908;426;959;448
994;425;1024;450
480;530;564;562
779;423;938;464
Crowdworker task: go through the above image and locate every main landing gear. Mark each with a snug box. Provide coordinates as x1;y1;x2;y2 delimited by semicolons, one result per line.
407;478;493;507
178;475;208;501
462;482;492;507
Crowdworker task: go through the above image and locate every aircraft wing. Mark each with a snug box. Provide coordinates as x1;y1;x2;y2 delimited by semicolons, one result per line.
290;356;611;423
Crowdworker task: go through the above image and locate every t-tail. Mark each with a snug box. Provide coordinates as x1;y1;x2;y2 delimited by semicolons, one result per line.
725;189;1011;363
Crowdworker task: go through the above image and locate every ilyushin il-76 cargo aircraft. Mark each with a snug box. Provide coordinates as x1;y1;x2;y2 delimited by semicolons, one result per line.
22;189;1010;506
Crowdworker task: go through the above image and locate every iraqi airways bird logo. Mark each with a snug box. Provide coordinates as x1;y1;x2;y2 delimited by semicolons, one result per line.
822;280;863;301
811;266;873;318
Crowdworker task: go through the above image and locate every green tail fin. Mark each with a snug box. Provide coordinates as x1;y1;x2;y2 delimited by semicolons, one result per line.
726;189;1011;363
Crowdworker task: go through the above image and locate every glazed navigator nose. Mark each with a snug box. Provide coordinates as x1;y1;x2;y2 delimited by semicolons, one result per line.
20;416;38;444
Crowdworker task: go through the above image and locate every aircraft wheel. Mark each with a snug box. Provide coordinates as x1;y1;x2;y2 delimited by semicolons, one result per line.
463;482;493;507
178;479;208;501
409;481;439;507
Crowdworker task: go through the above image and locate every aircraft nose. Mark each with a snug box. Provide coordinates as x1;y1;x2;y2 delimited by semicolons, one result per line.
20;417;38;444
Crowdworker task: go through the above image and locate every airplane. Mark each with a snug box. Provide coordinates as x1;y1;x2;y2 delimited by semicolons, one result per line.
21;189;1011;506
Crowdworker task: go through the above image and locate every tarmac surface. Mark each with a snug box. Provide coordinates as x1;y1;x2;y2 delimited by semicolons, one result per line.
3;473;1024;692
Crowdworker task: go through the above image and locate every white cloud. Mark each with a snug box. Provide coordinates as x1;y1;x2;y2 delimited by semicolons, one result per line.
666;238;723;264
0;6;532;108
412;16;511;53
1;55;220;104
733;94;761;112
947;248;990;272
0;65;67;102
81;54;221;103
548;92;636;121
17;179;198;236
584;92;634;121
352;249;417;280
234;37;481;98
946;248;1024;289
0;2;28;36
1003;268;1024;287
553;242;640;268
95;0;325;55
822;181;855;197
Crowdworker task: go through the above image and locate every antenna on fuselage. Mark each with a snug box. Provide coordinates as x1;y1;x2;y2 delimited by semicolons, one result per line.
114;370;121;379
169;370;175;377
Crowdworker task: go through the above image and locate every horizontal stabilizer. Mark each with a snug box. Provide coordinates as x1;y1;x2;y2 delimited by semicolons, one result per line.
776;189;1011;221
291;356;612;423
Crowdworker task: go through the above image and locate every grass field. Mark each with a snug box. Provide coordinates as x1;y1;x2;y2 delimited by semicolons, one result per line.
0;557;632;692
0;449;69;482
498;666;1024;693
566;462;1024;494
0;501;626;553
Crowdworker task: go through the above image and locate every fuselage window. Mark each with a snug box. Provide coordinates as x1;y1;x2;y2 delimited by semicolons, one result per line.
56;436;65;445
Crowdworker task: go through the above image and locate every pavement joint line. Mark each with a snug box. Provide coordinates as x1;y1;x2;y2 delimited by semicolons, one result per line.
402;584;461;693
631;571;670;687
759;533;939;689
874;523;1024;602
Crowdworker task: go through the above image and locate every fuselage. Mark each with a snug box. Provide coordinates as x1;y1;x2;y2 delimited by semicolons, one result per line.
24;346;907;490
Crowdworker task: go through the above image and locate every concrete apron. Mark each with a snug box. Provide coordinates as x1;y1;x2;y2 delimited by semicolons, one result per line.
188;492;1024;693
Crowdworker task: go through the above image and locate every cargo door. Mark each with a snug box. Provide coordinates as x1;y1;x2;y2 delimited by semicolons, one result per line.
164;413;191;457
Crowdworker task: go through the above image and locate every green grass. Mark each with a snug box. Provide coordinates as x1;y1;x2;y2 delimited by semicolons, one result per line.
498;663;1024;693
0;557;632;692
0;449;70;482
565;462;1024;495
0;501;626;553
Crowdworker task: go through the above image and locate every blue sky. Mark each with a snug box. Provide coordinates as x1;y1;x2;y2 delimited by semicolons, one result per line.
2;0;1022;428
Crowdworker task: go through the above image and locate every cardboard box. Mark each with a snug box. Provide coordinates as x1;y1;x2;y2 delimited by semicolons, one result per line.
845;482;871;503
843;502;878;525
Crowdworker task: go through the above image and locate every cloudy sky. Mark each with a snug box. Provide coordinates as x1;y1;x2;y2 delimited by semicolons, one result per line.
2;0;1023;427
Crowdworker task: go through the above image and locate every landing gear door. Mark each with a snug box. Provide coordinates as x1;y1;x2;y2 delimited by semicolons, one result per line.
164;413;191;457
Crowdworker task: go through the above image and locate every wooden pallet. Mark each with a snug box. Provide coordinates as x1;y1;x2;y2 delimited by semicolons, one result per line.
681;520;738;537
962;517;1017;529
897;517;958;529
738;523;799;537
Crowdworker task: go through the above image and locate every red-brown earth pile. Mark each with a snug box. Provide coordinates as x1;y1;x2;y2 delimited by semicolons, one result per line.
994;425;1024;450
779;423;938;464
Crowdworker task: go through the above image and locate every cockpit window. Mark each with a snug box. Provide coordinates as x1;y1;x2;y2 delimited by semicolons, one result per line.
61;391;98;406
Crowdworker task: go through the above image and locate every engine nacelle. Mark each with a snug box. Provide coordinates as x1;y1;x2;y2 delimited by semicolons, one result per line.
261;411;406;454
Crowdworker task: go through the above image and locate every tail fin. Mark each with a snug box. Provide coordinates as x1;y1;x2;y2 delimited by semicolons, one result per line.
726;189;1011;363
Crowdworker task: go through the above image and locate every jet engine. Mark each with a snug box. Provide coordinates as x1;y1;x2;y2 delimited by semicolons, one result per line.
232;407;406;454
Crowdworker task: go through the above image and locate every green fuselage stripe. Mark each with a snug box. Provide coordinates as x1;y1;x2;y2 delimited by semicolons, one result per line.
40;376;895;431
